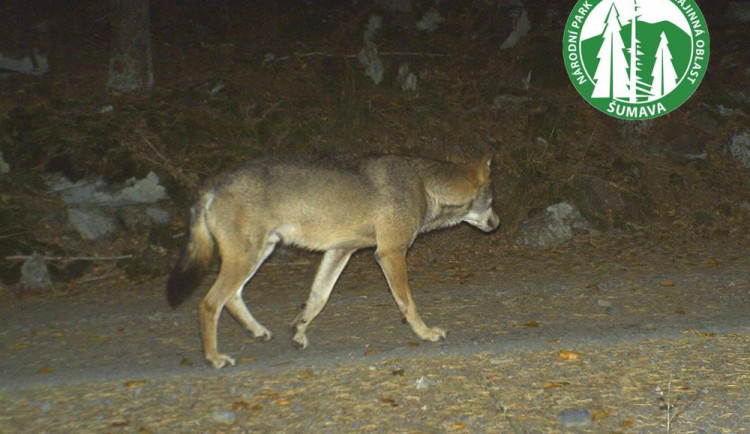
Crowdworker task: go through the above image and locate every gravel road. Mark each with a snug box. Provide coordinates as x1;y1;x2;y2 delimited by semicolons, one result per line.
1;231;748;432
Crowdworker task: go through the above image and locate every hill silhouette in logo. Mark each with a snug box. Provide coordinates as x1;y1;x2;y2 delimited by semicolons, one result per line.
582;20;692;102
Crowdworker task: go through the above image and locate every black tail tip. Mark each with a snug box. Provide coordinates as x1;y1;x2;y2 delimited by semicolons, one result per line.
166;261;204;308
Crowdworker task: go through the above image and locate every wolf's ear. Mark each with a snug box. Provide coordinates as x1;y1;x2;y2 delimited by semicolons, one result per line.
470;154;493;185
481;153;494;169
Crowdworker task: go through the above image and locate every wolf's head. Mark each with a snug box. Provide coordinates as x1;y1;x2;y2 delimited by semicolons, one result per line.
421;155;500;233
461;155;500;233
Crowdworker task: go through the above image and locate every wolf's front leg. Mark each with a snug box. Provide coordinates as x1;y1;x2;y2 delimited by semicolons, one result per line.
291;248;355;348
375;248;446;342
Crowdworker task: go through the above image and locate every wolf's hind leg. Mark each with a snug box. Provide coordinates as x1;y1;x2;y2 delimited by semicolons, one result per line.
225;294;273;340
199;236;276;369
292;248;355;349
224;240;276;341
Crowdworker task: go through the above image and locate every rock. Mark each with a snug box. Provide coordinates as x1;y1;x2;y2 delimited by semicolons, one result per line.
414;376;435;390
558;407;592;428
573;176;629;227
359;16;384;85
211;410;236;424
0;50;48;77
47;172;169;239
716;105;744;118
50;172;167;206
500;9;530;49
416;8;445;33
515;202;592;247
397;63;417;92
68;208;117;240
729;131;750;169
20;252;52;288
146;207;170;224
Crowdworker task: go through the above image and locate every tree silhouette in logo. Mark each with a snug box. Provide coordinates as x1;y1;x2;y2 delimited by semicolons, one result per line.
592;3;629;99
650;32;678;98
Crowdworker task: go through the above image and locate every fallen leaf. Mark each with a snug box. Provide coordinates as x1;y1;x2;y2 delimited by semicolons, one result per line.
391;369;405;376
251;404;263;411
380;397;398;407
364;349;379;356
591;410;610;421
111;421;129;427
707;258;719;267
523;320;540;328
675;309;686;315
544;382;570;389
451;422;466;430
233;401;250;410
558;350;581;361
239;357;256;364
407;341;420;347
298;368;316;379
52;332;65;339
180;358;193;367
37;367;53;374
277;398;290;406
123;380;147;388
621;420;635;429
659;280;675;287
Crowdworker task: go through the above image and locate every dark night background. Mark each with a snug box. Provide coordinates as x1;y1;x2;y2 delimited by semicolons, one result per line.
0;0;746;289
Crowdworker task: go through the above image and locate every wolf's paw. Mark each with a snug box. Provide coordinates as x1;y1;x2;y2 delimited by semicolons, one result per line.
206;353;236;369
420;326;447;342
291;331;309;349
252;325;273;341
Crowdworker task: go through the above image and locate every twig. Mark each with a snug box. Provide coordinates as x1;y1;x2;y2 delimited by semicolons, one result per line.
5;255;133;262
141;135;168;165
277;51;449;61
380;51;450;57
0;231;31;240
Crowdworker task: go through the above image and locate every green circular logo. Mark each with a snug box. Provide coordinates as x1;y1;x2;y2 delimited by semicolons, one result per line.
563;0;709;120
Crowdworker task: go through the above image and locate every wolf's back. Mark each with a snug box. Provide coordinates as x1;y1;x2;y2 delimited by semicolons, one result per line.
167;193;216;307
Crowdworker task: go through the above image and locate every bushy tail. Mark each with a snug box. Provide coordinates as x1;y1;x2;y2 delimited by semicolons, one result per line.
167;195;215;307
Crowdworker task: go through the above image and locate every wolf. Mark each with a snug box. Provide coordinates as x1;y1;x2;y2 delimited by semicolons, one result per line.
167;153;499;368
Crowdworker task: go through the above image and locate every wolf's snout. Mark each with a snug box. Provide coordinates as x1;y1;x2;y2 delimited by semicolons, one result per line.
467;209;499;232
480;211;500;232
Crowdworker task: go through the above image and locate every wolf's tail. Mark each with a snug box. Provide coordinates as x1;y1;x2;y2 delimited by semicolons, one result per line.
167;192;216;307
